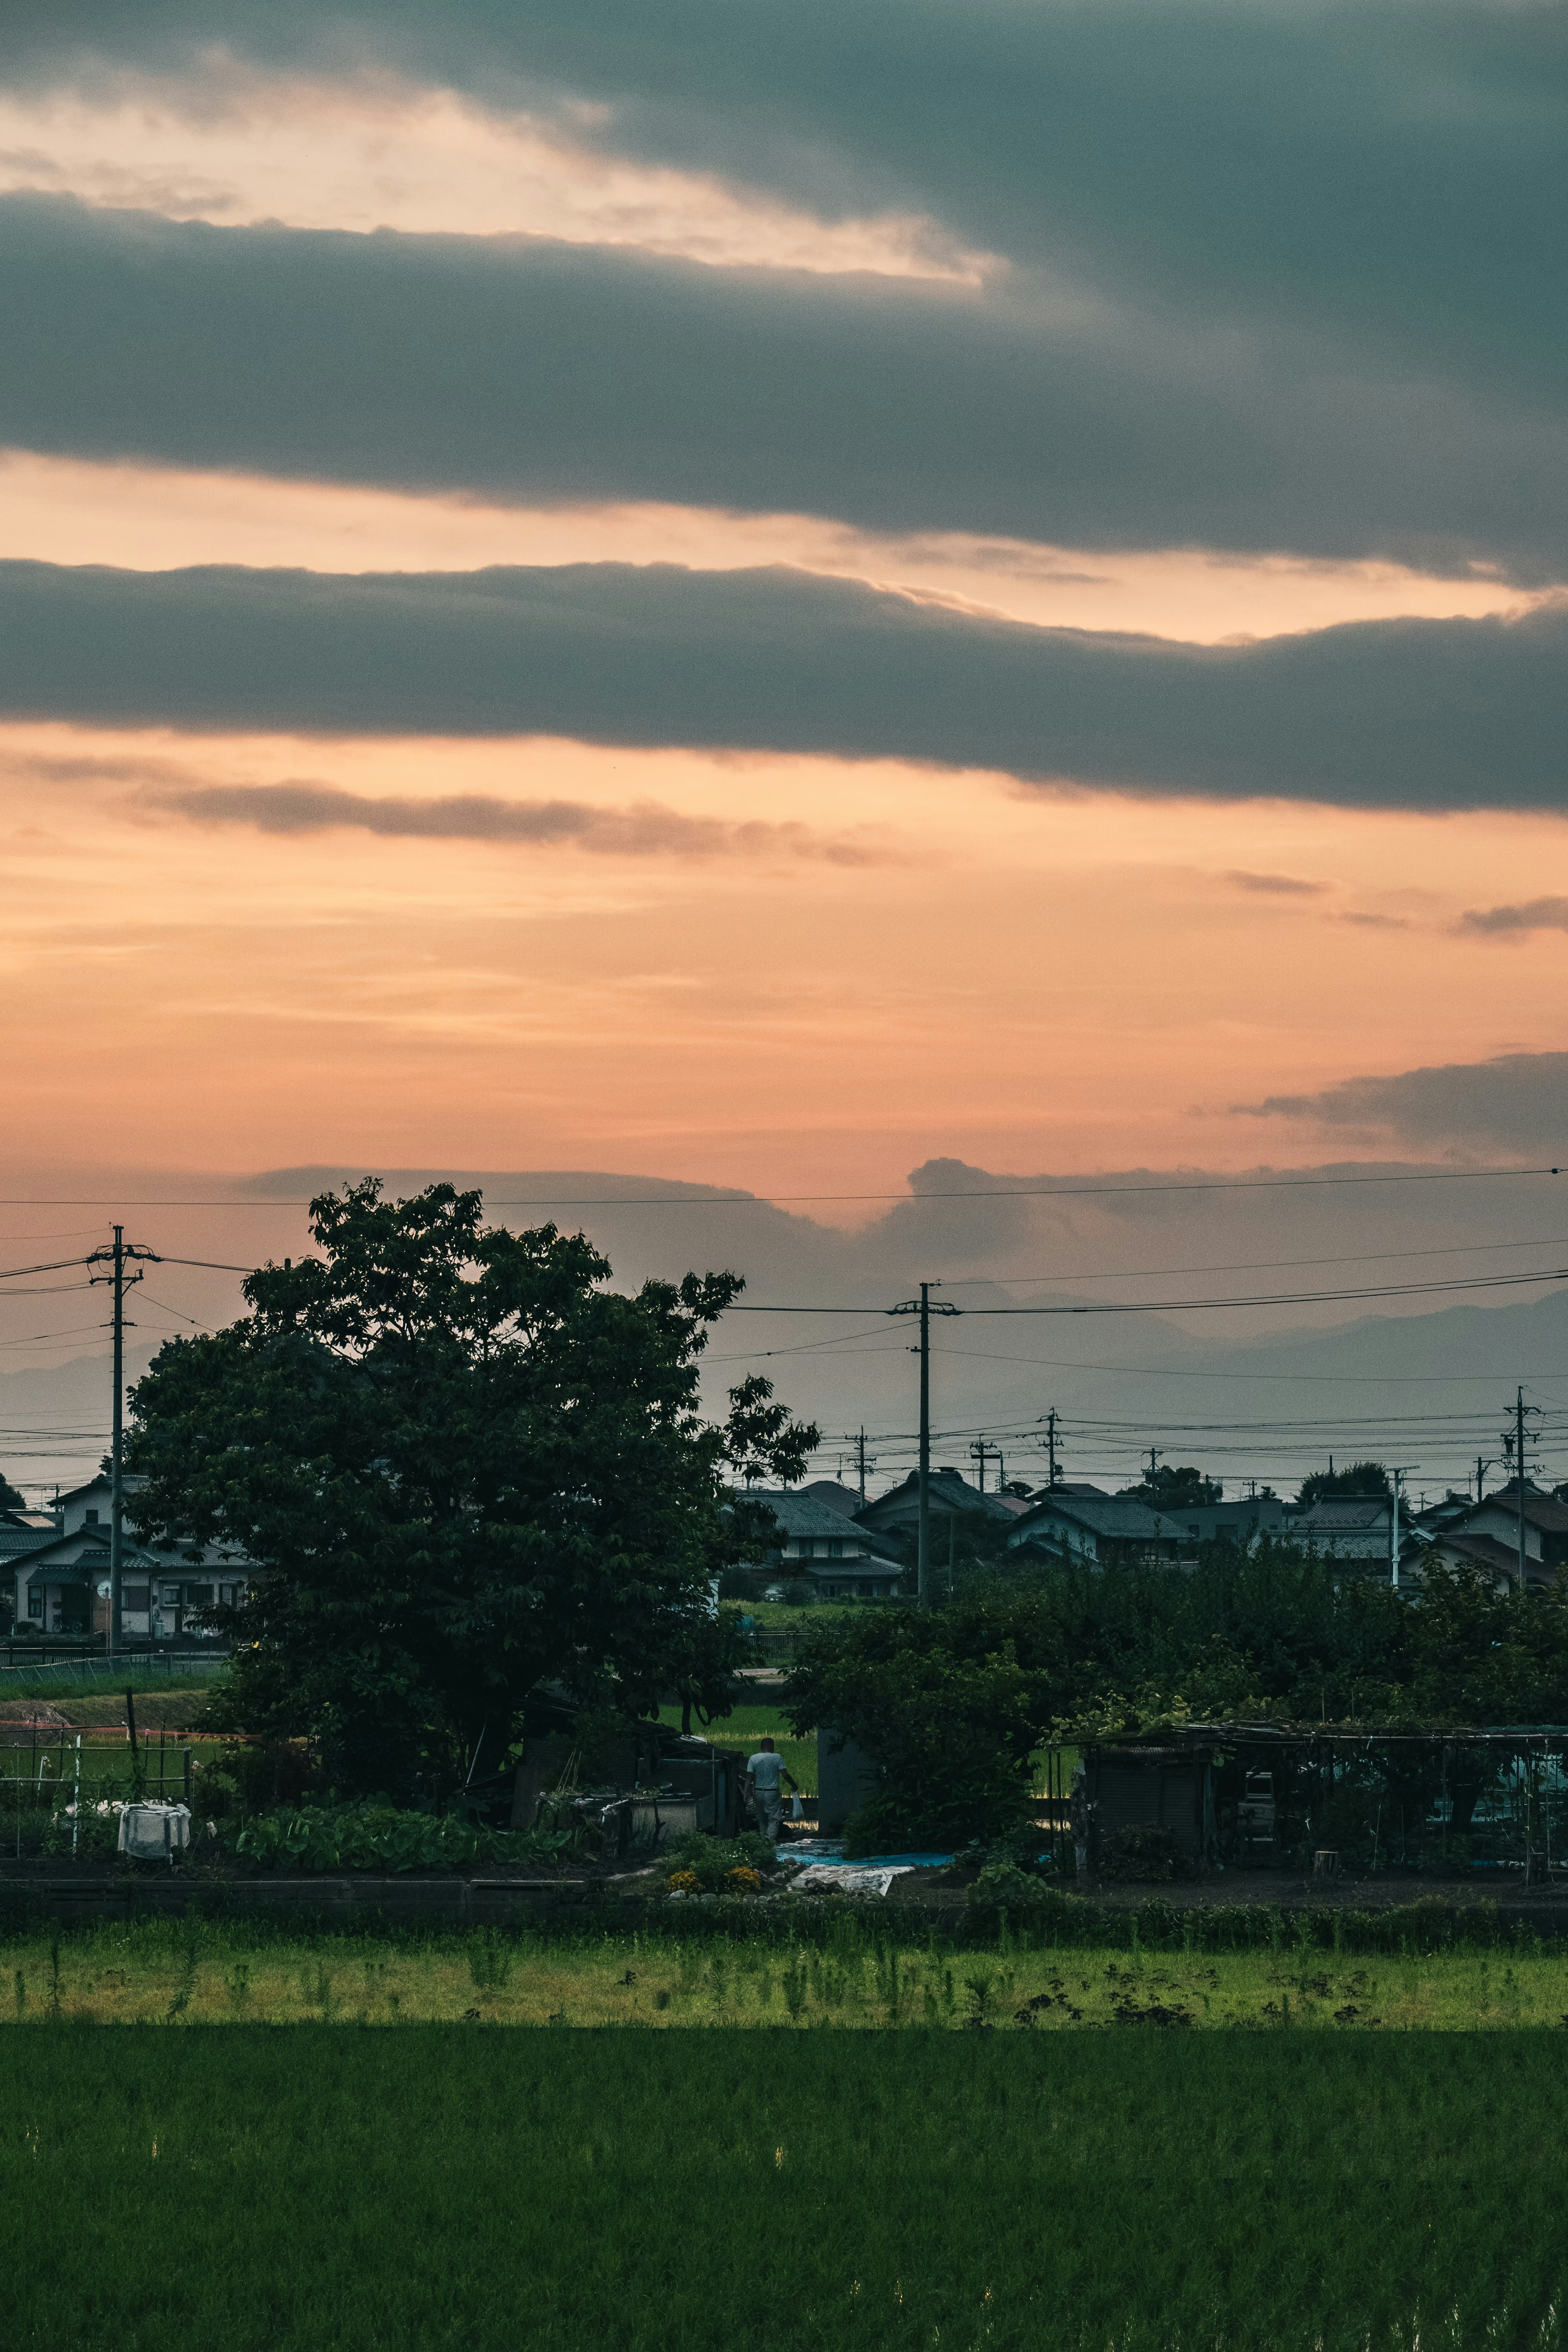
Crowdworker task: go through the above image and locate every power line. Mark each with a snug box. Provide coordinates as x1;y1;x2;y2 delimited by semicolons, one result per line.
974;1232;1568;1288
726;1265;1568;1314
0;1163;1559;1210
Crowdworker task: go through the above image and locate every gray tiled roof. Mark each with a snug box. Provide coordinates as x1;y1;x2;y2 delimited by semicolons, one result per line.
741;1490;900;1559
1011;1491;1171;1544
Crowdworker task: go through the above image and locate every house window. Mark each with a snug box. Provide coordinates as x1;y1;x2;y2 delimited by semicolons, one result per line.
161;1584;180;1607
828;1539;844;1558
122;1585;151;1613
84;1509;98;1525
186;1584;215;1607
27;1591;41;1620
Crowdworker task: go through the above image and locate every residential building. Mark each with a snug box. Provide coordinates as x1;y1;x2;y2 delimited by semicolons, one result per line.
1409;1483;1568;1592
15;1474;252;1640
796;1479;863;1520
1007;1485;1185;1567
741;1488;905;1598
1279;1496;1394;1563
855;1467;1027;1540
1161;1494;1291;1545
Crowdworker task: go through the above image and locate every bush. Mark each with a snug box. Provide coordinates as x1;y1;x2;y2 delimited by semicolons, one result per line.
1098;1824;1187;1883
230;1801;577;1874
659;1831;782;1891
964;1863;1093;1933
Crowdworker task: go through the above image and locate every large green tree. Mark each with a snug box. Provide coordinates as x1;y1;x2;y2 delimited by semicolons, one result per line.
126;1182;816;1795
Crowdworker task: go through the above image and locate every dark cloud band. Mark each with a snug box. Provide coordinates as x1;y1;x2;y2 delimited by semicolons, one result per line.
2;195;1566;576
3;557;1566;811
6;2;1565;420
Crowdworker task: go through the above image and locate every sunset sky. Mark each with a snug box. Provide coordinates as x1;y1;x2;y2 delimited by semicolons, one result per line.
3;2;1567;1494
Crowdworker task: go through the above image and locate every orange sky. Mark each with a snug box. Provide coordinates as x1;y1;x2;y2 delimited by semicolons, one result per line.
0;31;1566;1502
4;707;1565;1199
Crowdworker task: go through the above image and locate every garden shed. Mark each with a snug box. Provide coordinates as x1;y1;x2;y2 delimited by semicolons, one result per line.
1076;1724;1568;1881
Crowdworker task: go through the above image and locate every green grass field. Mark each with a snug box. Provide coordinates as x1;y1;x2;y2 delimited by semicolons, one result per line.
8;1919;1568;2031
6;2023;1568;2349
0;1656;229;1705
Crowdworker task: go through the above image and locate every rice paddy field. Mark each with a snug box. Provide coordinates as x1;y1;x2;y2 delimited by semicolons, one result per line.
7;1998;1568;2351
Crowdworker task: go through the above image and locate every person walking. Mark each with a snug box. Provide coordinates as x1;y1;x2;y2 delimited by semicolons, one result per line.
745;1735;798;1844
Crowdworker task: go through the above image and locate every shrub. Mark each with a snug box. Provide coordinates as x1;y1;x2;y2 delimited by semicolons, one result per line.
660;1831;781;1891
231;1801;577;1874
1098;1825;1187;1883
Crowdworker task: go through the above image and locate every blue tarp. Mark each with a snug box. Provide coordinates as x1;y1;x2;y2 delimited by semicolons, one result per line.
791;1852;953;1870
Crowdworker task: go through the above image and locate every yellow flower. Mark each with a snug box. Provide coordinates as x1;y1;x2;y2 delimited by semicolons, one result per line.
666;1868;702;1893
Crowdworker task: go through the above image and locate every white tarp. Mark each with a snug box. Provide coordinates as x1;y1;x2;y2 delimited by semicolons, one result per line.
118;1802;192;1860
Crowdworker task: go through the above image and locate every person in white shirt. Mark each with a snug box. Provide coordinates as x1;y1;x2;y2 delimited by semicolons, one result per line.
745;1736;799;1844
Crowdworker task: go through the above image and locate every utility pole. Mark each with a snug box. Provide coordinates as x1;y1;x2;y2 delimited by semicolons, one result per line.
889;1283;958;1607
855;1427;869;1510
86;1227;157;1656
969;1438;1001;1494
1475;1455;1497;1504
1515;1386;1532;1595
1388;1467;1415;1591
1044;1409;1060;1488
1145;1445;1162;1483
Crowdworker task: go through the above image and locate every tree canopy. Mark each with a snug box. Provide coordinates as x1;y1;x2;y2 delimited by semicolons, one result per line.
1296;1460;1391;1506
1118;1463;1223;1508
785;1546;1568;1848
126;1181;816;1795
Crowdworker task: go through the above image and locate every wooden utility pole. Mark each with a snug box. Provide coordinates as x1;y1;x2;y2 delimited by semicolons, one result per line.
889;1283;957;1606
1516;1387;1528;1595
86;1227;155;1656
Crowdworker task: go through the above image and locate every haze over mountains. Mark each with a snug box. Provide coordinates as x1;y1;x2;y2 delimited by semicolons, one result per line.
7;1155;1566;1506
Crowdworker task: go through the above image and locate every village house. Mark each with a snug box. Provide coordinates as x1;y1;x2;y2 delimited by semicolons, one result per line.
1407;1483;1568;1592
854;1466;1027;1541
9;1475;252;1641
741;1488;905;1598
1280;1495;1396;1565
1006;1483;1185;1567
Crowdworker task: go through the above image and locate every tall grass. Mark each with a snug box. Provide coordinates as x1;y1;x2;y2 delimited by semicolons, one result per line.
0;1655;228;1702
5;1915;1568;2029
2;2027;1567;2349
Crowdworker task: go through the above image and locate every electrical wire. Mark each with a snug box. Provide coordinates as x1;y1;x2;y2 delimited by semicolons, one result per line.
726;1265;1568;1315
0;1163;1560;1209
966;1232;1568;1289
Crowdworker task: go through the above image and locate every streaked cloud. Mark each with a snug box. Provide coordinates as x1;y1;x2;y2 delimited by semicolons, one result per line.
147;777;895;863
2;195;1565;576
1224;871;1328;897
1237;1052;1568;1151
0;76;984;278
4;558;1568;813
1457;898;1568;940
0;453;1539;647
6;0;1565;415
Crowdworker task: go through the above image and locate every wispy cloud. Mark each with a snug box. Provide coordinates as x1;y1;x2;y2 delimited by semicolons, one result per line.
1458;898;1568;939
147;778;894;863
1224;870;1327;896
